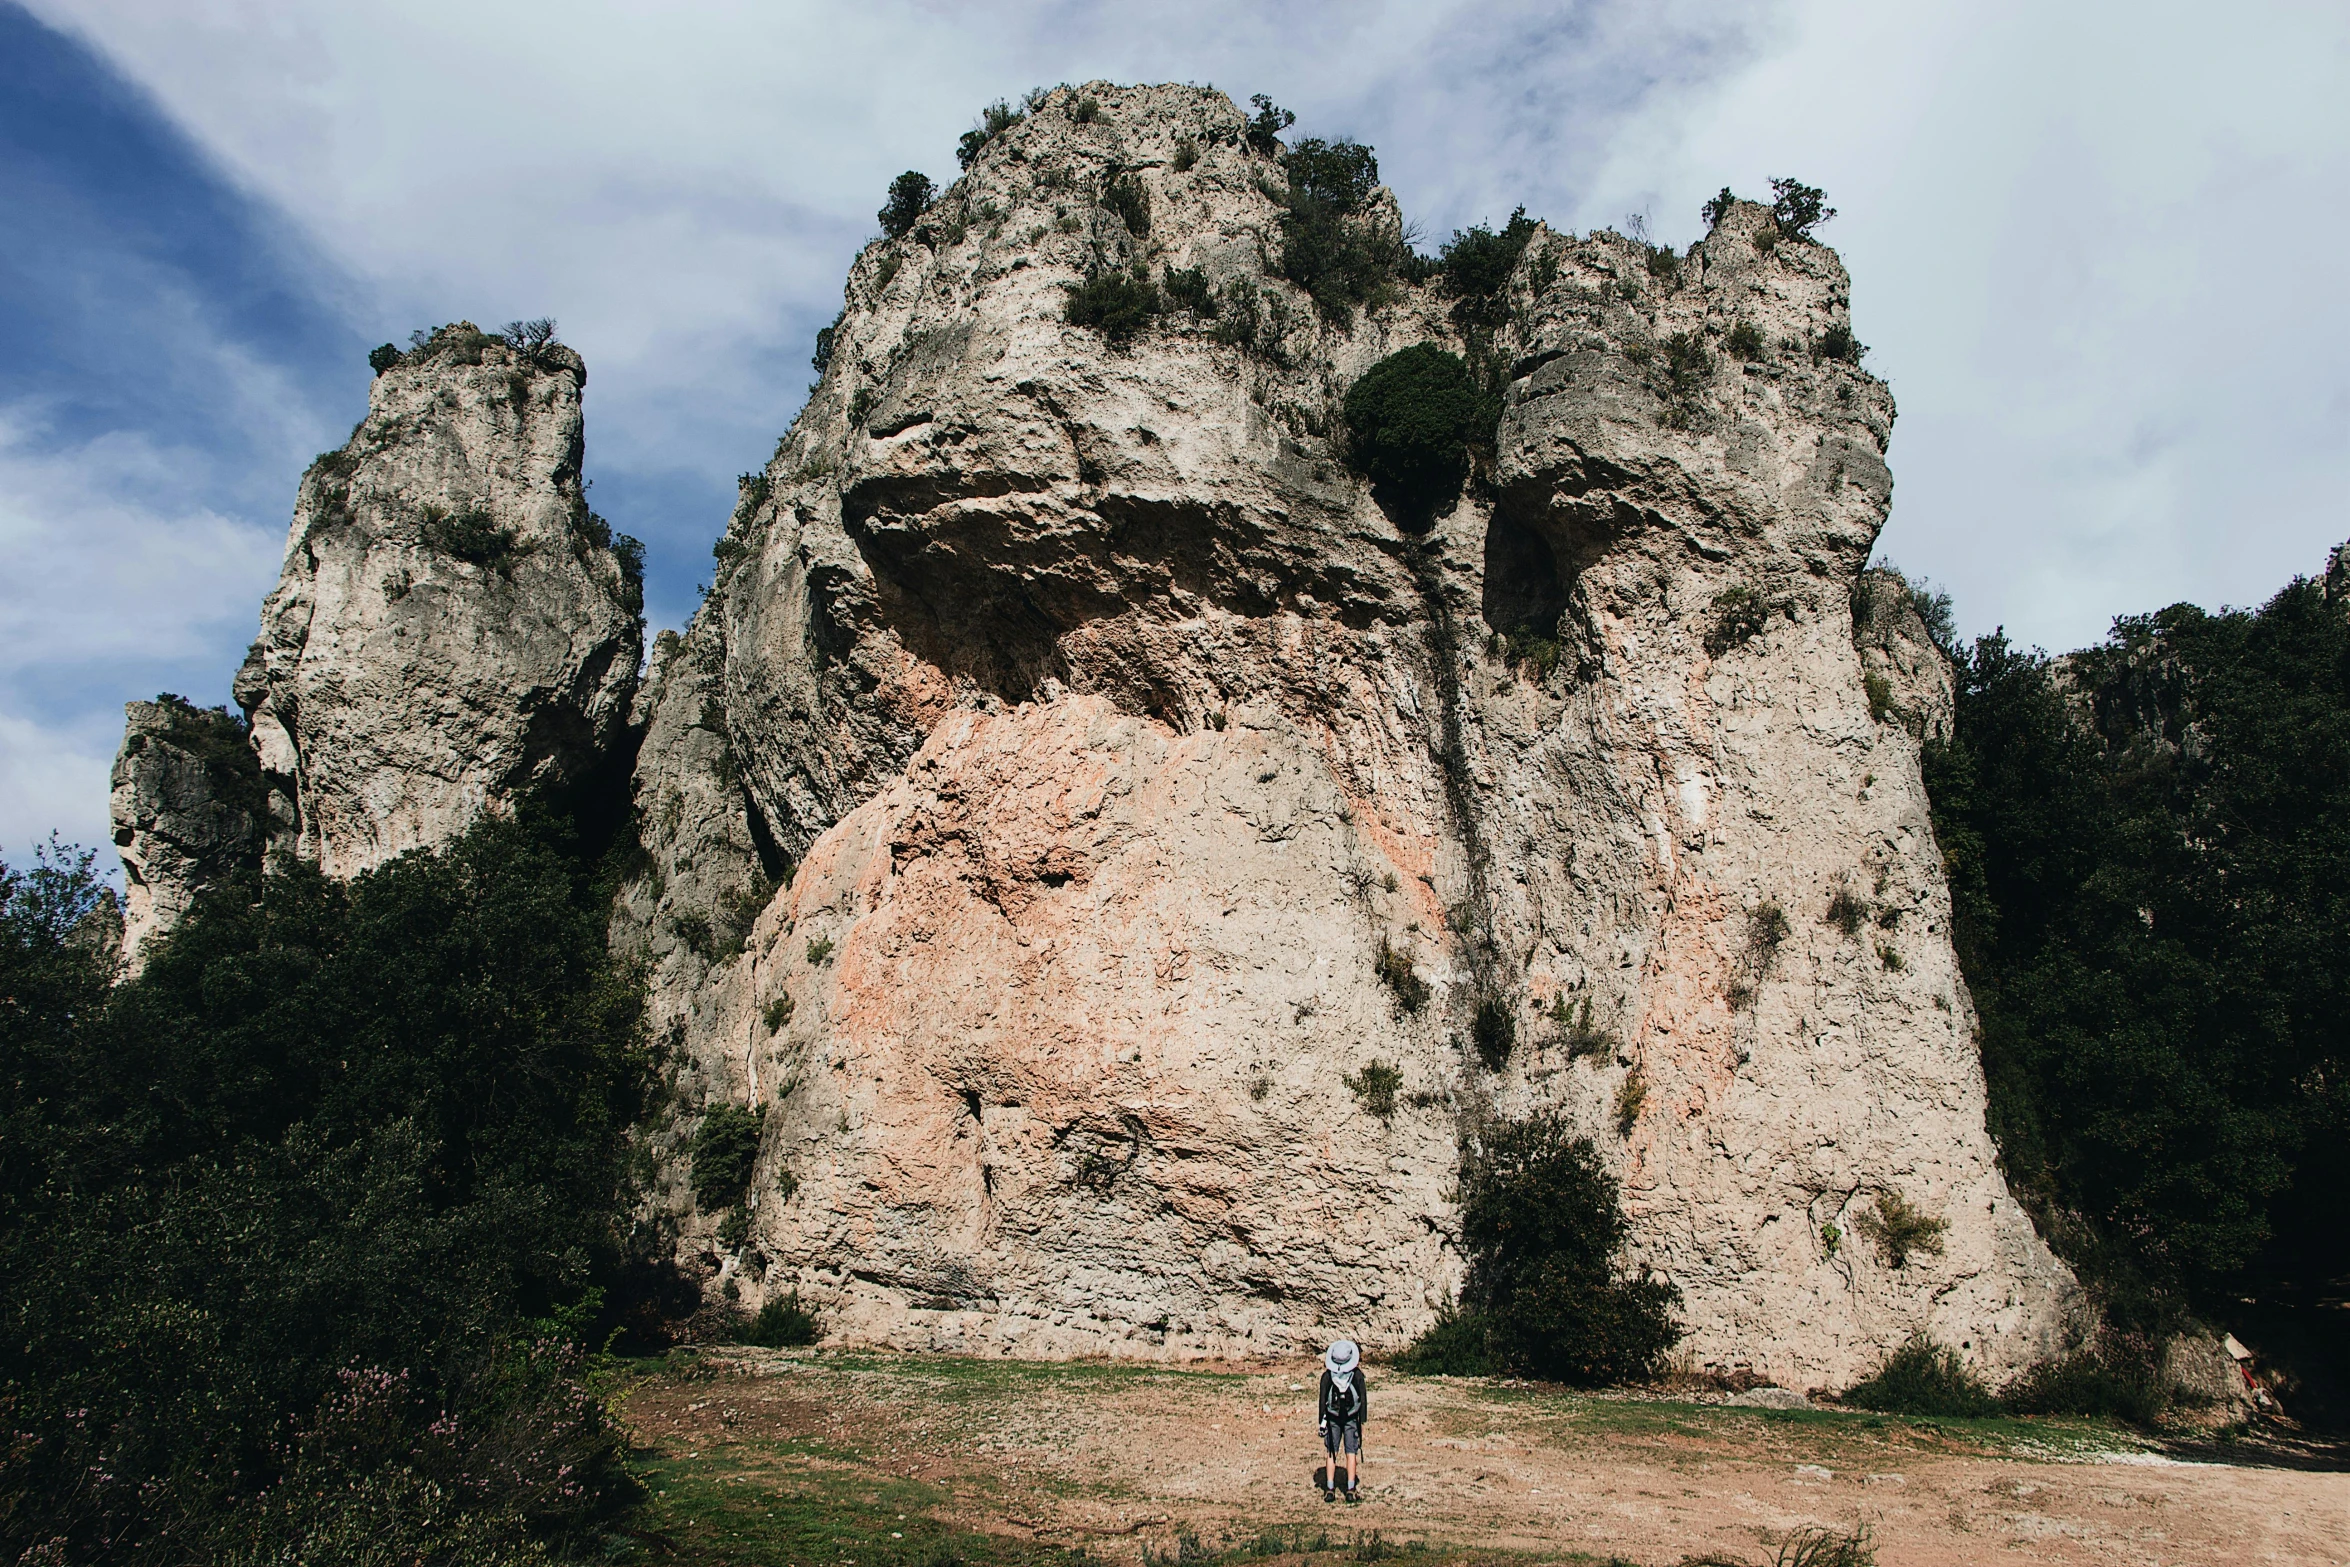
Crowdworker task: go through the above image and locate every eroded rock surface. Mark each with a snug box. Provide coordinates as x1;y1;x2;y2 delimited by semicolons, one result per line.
111;696;266;963
620;84;2080;1384
112;325;643;948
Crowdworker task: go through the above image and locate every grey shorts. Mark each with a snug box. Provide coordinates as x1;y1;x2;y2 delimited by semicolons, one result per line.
1323;1421;1361;1455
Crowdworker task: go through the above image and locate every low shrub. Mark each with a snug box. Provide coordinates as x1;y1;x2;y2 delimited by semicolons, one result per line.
1706;584;1773;656
878;170;934;239
689;1104;765;1211
1549;994;1614;1063
1102;171;1151;236
1342;343;1497;529
1374;935;1429;1013
1854;1190;1946;1269
421;504;529;573
1644;244;1682;287
1392;1304;1495;1375
1499;622;1562;680
612;533;645;615
763;993;796;1033
1864;671;1901;724
368;342;404;375
1613;1070;1647;1137
1725;319;1767;361
742;1292;822;1347
1342;1060;1404;1119
956;99;1022;169
811;310;843;374
1171;135;1199;173
1814;322;1866;364
1429;1114;1682;1383
806;934;834;964
1825;884;1870;936
1065;269;1162;347
1842;1335;1999;1417
1162;264;1217;317
1659;330;1714;418
1245;94;1295;156
1275;135;1402;326
1701;186;1739;227
2002;1339;2171;1423
1438;207;1537;330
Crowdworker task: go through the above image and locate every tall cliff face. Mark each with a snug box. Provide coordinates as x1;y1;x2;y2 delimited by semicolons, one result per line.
110;697;265;960
113;325;643;958
618;84;2078;1384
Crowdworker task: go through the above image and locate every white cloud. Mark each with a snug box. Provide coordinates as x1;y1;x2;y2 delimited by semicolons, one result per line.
21;0;2350;668
0;407;284;677
1577;0;2350;648
0;406;284;859
0;704;123;875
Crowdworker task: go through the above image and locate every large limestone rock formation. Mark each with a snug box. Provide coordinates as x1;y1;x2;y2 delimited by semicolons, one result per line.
112;324;643;955
619;84;2080;1385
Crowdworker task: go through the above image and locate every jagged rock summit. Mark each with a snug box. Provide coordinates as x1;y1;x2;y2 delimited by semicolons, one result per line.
613;83;2078;1384
112;321;644;961
115;83;2080;1387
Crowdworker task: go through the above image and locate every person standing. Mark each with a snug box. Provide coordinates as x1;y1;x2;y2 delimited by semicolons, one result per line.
1317;1339;1367;1502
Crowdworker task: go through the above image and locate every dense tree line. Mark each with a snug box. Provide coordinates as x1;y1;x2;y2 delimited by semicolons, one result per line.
0;813;652;1563
1923;562;2349;1324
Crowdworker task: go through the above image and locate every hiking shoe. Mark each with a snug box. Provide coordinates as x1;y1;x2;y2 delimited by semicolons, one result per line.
1322;1487;1337;1503
1344;1486;1361;1504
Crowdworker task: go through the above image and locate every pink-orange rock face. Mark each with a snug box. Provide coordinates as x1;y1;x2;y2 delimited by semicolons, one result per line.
620;82;2082;1383
694;697;1461;1355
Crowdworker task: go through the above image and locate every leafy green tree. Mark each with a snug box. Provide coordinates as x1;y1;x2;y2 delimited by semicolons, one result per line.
1438;207;1537;329
1768;177;1836;239
1926;574;2350;1321
878;171;934;239
1275;136;1402;325
1402;1115;1681;1383
0;813;650;1561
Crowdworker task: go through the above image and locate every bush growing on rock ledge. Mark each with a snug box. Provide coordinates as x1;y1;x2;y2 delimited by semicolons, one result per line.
1342;343;1497;530
689;1103;765;1211
877;170;935;239
1065;268;1162;346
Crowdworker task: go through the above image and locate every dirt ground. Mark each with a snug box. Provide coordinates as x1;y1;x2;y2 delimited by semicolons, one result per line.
614;1348;2349;1567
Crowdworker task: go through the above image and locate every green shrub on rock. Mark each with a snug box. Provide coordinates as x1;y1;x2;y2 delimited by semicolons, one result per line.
1342;343;1497;529
878;170;934;239
743;1292;823;1347
689;1103;765;1211
1401;1113;1682;1383
1438;207;1538;330
1065;269;1162;347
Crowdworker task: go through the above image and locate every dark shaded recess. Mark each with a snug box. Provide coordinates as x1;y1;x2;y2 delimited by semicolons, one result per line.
839;461;1399;712
1480;510;1569;638
737;775;793;888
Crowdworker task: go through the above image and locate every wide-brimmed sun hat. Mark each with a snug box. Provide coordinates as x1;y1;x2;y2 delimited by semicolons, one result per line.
1325;1339;1359;1375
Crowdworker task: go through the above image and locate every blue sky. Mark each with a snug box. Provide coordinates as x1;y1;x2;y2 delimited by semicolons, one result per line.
4;0;2346;866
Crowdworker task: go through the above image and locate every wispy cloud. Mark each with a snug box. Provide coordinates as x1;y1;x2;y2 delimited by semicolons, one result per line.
0;405;284;859
5;0;2346;863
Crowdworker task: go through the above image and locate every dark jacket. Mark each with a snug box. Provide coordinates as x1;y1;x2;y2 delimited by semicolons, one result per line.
1317;1367;1367;1428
